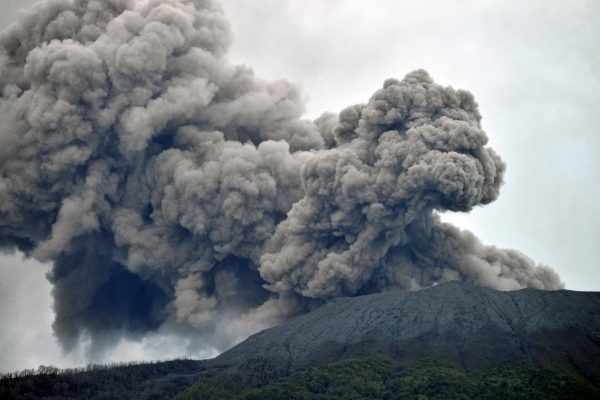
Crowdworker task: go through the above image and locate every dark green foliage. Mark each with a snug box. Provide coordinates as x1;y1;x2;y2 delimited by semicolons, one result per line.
177;358;600;400
0;359;208;400
4;357;599;399
174;358;289;400
387;361;600;400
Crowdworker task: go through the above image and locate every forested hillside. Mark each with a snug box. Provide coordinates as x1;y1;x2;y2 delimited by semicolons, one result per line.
4;282;600;399
0;359;207;400
3;356;599;400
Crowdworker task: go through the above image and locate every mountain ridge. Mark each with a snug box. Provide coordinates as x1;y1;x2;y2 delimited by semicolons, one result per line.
4;281;600;399
215;281;600;380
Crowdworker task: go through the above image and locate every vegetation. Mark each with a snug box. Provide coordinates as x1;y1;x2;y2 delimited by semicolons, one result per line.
177;358;600;400
0;359;208;400
3;356;599;399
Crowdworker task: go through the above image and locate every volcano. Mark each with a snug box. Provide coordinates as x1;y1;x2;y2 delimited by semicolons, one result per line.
216;281;600;375
3;281;600;399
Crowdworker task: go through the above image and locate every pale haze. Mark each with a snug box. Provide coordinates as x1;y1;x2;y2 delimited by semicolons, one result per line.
0;0;598;373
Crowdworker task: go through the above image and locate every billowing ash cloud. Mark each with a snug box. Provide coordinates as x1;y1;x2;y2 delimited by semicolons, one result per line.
0;0;562;354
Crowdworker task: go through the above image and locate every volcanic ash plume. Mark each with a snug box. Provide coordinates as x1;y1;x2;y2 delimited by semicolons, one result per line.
0;0;562;353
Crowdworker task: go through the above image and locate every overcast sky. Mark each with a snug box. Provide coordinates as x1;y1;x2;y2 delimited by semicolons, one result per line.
1;0;599;373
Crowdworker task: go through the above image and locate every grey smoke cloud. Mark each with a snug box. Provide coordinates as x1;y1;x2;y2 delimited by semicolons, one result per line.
261;71;558;297
0;0;562;355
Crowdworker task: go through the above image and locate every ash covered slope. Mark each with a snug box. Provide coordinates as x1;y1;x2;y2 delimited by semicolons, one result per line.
217;281;600;379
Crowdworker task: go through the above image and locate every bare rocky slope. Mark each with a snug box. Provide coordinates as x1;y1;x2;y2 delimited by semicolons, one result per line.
215;281;600;381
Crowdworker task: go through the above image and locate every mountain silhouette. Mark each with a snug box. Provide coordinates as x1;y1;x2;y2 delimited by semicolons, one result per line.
216;281;600;377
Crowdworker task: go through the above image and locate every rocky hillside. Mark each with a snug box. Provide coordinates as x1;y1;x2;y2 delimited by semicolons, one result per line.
4;281;600;399
216;281;600;379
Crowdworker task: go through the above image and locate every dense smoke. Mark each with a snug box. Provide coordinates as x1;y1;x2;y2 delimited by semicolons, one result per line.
0;0;562;354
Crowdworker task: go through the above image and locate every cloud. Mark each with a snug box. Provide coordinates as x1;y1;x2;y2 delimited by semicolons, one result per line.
0;0;562;360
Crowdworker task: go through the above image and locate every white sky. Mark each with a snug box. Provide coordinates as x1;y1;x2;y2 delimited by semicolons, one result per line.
1;0;599;372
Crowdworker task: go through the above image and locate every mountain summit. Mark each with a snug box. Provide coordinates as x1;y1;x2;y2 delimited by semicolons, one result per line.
217;281;600;377
4;282;600;399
